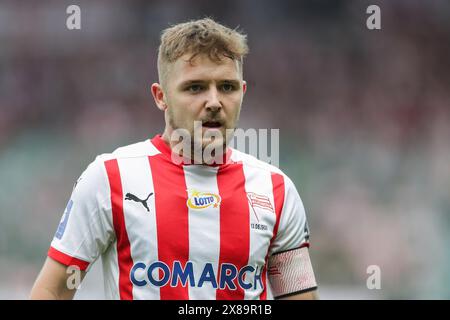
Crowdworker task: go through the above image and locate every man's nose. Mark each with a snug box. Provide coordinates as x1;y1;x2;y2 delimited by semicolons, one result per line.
204;86;222;113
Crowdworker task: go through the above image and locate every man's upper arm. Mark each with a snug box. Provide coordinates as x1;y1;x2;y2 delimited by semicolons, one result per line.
32;157;113;299
30;257;86;299
48;157;113;272
268;175;318;299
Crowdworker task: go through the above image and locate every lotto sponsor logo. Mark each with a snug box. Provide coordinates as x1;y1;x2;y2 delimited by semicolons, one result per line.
130;261;264;290
187;189;221;210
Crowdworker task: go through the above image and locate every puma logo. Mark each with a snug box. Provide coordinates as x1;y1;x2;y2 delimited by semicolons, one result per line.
125;192;153;212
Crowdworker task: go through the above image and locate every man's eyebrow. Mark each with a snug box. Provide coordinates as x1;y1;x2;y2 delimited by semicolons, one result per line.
220;79;241;84
178;79;241;86
179;80;206;86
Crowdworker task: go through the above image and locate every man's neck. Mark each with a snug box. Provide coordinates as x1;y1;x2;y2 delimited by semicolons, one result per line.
160;129;228;165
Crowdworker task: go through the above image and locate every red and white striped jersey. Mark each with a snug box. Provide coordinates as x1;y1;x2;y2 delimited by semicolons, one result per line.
48;135;314;300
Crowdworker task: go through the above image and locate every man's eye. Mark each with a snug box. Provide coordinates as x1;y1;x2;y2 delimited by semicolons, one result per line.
188;85;203;92
221;84;235;92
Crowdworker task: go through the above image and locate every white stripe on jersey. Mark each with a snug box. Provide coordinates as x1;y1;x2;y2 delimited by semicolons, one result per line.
242;163;278;300
117;156;160;299
183;165;221;299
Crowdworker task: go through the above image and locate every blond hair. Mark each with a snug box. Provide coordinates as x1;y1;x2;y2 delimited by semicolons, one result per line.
157;18;249;87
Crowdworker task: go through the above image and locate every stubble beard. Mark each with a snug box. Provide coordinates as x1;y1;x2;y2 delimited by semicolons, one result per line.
167;107;240;163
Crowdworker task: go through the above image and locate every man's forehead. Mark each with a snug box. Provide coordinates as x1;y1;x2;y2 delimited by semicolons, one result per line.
170;53;241;81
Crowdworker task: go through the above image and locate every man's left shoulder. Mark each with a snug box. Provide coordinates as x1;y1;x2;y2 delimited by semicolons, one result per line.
230;148;285;176
229;148;301;194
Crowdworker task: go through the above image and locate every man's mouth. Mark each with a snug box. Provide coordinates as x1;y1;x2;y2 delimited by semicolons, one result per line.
202;121;223;128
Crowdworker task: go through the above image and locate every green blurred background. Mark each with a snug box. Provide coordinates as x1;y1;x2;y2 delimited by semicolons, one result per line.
0;0;449;299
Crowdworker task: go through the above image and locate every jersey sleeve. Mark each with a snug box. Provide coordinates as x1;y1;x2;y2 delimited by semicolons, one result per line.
48;157;114;271
267;175;317;298
269;175;311;255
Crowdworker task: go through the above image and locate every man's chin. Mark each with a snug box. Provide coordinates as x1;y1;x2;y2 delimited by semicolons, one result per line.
201;126;228;145
201;137;226;152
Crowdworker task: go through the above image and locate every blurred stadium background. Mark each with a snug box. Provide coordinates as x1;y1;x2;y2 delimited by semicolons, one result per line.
0;0;449;299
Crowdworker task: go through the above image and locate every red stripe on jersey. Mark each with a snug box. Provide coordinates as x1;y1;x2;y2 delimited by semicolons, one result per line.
104;159;134;300
260;173;285;300
216;163;250;300
48;246;90;271
149;155;190;300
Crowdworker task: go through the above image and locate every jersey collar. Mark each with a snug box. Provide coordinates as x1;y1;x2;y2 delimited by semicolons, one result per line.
150;134;232;167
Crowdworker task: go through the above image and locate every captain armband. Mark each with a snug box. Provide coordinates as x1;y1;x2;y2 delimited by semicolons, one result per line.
268;246;317;299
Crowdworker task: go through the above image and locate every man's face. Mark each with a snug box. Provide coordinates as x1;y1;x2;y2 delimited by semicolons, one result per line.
162;53;246;150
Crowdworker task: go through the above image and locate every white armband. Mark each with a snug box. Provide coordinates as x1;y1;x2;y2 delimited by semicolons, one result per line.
268;246;317;298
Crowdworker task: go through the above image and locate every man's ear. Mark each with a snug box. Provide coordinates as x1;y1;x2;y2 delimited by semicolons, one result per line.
242;80;247;94
151;83;167;111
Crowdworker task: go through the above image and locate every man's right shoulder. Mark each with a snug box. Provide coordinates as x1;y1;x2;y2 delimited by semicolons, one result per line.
78;139;161;183
93;138;161;164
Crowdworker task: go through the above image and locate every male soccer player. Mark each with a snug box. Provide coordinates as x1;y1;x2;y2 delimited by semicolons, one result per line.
30;18;318;300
